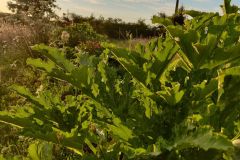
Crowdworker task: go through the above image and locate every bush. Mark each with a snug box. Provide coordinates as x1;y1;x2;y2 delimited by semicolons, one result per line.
51;22;105;48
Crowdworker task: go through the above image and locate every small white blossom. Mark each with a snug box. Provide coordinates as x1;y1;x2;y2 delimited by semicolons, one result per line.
204;27;208;34
61;31;70;43
36;85;44;96
174;37;180;42
96;128;105;140
232;139;240;149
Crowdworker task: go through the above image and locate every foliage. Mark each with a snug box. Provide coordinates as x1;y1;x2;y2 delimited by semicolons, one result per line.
0;141;53;160
0;12;60;160
50;22;105;58
1;0;240;159
8;0;59;20
153;5;186;26
51;22;105;48
184;10;209;18
61;13;163;39
221;0;239;14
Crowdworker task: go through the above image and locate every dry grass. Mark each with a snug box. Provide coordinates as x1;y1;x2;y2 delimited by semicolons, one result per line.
0;18;54;63
0;19;52;85
0;22;32;61
0;22;32;43
0;18;52;59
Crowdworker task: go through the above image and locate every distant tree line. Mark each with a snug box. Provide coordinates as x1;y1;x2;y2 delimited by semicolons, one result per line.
4;0;188;40
60;13;165;39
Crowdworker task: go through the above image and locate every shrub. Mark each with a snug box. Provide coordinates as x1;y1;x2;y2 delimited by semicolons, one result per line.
51;22;105;48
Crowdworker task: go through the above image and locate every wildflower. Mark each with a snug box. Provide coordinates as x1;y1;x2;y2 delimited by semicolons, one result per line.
204;27;208;34
232;139;240;149
174;37;180;42
61;31;70;43
36;84;44;96
96;127;106;140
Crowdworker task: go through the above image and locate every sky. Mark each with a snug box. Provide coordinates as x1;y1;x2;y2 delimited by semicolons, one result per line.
1;0;240;23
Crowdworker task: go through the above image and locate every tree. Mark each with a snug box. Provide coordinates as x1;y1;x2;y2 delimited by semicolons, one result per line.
8;0;59;19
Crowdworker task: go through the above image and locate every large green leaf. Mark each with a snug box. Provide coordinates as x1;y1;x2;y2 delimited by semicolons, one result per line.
171;126;233;151
32;44;75;72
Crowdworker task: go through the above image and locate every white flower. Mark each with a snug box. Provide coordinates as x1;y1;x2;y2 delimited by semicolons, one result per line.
204;27;208;34
61;31;70;43
96;128;106;140
232;139;240;149
36;85;44;96
174;37;180;42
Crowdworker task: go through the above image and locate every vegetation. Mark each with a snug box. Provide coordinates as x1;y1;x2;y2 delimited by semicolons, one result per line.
8;0;59;19
61;13;164;39
1;0;240;159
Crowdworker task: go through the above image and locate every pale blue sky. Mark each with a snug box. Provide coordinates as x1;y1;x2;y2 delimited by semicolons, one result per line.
1;0;240;23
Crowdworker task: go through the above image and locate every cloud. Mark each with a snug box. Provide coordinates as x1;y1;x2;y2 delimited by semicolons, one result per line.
192;0;211;2
105;0;175;15
0;0;10;13
74;6;94;13
87;0;102;4
81;0;105;5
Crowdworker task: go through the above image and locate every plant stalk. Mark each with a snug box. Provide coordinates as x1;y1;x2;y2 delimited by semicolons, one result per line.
175;0;179;14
